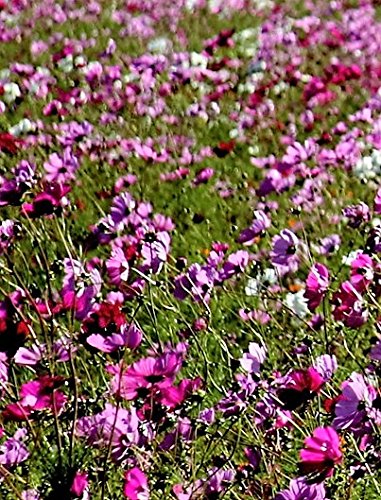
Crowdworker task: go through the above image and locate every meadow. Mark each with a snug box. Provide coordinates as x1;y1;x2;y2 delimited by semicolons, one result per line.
0;0;381;498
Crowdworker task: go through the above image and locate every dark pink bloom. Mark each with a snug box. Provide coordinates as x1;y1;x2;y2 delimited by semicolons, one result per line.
350;253;374;292
305;263;329;311
300;427;342;478
123;467;149;500
108;351;183;400
70;471;88;497
278;367;325;411
3;375;67;421
332;281;368;328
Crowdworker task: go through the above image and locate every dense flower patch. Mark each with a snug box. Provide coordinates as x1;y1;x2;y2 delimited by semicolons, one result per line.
0;0;381;498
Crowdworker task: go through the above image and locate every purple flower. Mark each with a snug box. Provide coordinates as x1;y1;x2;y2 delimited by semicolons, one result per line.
174;263;215;303
275;477;327;500
317;234;341;255
110;192;136;228
43;148;79;183
271;229;300;275
313;354;337;382
87;323;142;353
140;231;171;274
333;372;378;430
0;428;29;468
106;247;129;285
237;210;271;245
76;404;143;463
343;202;370;228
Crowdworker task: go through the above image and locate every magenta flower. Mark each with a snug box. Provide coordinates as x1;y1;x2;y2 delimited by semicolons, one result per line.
87;323;142;353
271;229;300;275
3;375;67;421
305;263;329;311
350;253;374;292
108;351;183;400
374;187;381;214
300;427;342;478
277;367;325;411
106;247;130;285
70;471;88;497
332;281;368;328
123;467;149;500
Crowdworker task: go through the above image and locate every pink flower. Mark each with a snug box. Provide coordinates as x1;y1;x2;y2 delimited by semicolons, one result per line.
240;342;267;374
70;471;88;497
300;427;342;478
123;467;149;500
108;351;183;400
374;186;381;214
305;264;329;311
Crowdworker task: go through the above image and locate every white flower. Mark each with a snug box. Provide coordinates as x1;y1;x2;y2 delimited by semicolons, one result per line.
285;290;309;318
3;82;21;103
190;52;208;69
353;155;381;180
9;118;35;136
57;54;73;73
245;268;277;296
147;37;172;54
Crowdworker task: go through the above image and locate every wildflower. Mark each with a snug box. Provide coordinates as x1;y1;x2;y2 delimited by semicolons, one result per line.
275;477;327;500
108;350;184;400
342;202;370;228
240;342;267;374
332;281;368;328
43;148;78;183
237;210;271;245
278;367;325;411
300;427;342;478
106;247;130;285
305;263;329;311
285;289;309;318
333;372;379;430
123;467;149;500
70;471;89;498
271;229;300;275
0;429;29;468
313;355;337;382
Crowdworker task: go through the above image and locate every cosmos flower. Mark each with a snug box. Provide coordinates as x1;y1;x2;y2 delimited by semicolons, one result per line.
271;229;300;275
275;477;327;500
305;263;329;311
300;426;342;478
124;467;149;500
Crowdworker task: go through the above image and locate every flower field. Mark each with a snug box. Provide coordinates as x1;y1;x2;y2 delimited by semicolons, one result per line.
1;0;381;498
